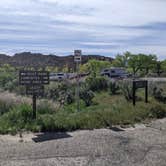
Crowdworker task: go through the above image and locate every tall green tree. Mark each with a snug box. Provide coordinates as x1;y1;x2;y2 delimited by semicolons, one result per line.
161;60;166;72
112;52;130;68
80;60;112;77
139;54;157;75
128;54;142;76
127;53;157;76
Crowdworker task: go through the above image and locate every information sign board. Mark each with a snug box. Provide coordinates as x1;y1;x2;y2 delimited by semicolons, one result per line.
134;80;147;89
26;85;44;96
19;71;49;85
74;50;82;62
19;70;50;119
133;80;148;106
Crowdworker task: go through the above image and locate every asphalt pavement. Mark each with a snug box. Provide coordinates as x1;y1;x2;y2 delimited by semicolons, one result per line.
0;118;166;166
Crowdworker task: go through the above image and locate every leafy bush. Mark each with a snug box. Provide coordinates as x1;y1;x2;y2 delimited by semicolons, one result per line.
153;87;166;103
120;80;133;101
5;104;33;125
0;72;15;88
65;90;75;104
150;104;166;118
109;81;119;95
37;114;56;132
0;100;13;115
86;76;108;91
37;110;106;132
80;85;95;106
37;99;57;114
0;104;33;134
45;82;75;106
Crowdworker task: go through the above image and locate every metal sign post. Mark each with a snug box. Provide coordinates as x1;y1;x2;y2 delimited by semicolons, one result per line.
19;70;49;119
133;80;148;106
74;50;82;112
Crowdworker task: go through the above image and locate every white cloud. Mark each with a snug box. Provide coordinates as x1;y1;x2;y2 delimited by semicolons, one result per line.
0;0;165;59
34;0;166;26
80;42;119;46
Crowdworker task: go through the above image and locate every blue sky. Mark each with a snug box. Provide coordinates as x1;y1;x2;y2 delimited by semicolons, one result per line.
0;0;166;59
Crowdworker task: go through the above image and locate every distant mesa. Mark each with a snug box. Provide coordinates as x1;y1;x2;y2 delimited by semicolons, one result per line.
0;52;113;69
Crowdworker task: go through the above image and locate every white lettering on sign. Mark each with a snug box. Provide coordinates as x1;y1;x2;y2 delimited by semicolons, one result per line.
19;71;49;85
74;50;82;62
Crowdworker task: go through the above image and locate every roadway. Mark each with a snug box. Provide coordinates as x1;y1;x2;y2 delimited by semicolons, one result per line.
0;118;166;166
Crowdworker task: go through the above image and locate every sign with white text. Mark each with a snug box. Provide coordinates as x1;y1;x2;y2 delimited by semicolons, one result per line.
74;50;82;62
26;85;44;96
19;71;49;85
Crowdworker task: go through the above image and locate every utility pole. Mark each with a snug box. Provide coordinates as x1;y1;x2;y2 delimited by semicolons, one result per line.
74;50;82;112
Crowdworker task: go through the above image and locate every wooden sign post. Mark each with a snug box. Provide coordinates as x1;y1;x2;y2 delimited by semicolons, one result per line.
133;80;148;106
19;71;49;119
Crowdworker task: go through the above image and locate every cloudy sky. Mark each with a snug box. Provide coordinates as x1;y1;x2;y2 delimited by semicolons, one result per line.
0;0;166;59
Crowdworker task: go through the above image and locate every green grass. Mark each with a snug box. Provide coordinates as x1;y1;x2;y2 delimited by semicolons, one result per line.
0;91;166;134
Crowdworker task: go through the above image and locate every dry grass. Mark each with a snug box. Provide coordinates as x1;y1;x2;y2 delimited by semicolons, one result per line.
0;90;31;106
0;90;59;114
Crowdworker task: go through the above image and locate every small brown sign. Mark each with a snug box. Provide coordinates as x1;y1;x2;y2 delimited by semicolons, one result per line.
134;80;147;89
133;80;148;106
26;85;44;96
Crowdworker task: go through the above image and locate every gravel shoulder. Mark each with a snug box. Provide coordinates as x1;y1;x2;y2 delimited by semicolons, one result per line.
0;118;166;166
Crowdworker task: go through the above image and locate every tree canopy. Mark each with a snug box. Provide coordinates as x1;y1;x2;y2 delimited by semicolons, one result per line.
113;52;159;76
80;59;112;77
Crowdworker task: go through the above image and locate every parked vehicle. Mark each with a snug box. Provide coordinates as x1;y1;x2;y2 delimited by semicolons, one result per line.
49;73;67;81
50;72;90;81
101;67;129;79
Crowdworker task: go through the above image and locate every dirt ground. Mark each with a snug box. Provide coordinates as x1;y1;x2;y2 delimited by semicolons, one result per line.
0;118;166;166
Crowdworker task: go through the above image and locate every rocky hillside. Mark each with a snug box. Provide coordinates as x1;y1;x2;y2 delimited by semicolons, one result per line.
0;52;113;69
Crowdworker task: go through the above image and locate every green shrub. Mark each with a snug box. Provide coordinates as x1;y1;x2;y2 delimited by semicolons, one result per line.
120;80;133;101
80;86;95;106
153;87;166;103
0;72;16;88
65;90;75;104
0;88;166;134
37;99;57;114
37;114;56;132
109;81;119;95
45;82;75;106
86;76;108;91
0;100;13;115
19;104;33;122
150;104;166;118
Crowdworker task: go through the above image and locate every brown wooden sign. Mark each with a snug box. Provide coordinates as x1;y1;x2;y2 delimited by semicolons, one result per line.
19;70;50;119
133;80;148;106
26;85;44;96
19;71;49;85
134;80;147;89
